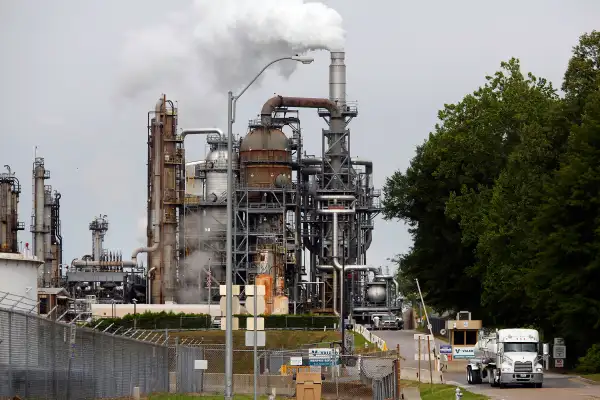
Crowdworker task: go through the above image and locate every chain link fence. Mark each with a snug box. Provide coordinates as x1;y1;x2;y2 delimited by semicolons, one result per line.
1;301;402;399
0;307;219;399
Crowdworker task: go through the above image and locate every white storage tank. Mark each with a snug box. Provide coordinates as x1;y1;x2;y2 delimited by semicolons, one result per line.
0;252;43;311
0;251;43;367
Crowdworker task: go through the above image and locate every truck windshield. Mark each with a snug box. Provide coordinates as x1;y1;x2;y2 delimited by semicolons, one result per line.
504;342;538;352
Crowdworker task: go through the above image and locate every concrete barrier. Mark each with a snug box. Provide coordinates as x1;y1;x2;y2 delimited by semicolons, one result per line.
352;324;388;351
199;373;295;396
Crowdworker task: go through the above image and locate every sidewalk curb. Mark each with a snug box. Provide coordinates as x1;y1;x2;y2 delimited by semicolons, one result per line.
575;376;600;385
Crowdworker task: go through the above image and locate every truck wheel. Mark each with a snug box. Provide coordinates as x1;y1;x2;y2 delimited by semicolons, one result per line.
466;367;473;384
472;370;482;384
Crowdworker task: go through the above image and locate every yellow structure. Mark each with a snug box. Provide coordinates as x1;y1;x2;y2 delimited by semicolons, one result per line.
295;372;322;400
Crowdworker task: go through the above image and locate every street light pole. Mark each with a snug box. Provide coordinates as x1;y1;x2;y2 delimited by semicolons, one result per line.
224;55;314;400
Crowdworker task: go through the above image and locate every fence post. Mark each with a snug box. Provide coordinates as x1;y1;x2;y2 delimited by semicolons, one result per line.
396;344;401;400
427;336;433;387
25;314;29;398
418;336;421;383
7;311;13;397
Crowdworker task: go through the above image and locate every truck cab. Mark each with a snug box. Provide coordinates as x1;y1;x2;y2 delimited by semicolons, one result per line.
467;328;545;388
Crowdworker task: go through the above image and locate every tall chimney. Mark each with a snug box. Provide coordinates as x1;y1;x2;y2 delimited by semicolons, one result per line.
329;51;346;106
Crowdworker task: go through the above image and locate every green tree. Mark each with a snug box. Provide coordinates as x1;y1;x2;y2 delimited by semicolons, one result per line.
527;90;600;359
383;59;557;318
563;30;600;121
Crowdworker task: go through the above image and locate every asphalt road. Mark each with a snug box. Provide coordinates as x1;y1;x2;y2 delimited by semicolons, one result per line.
375;329;600;400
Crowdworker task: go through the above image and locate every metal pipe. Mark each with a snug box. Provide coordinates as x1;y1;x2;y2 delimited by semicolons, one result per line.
352;307;398;313
225;90;234;400
317;264;380;273
131;225;160;261
260;96;340;126
301;167;321;175
303;157;322;165
147;266;156;304
72;260;136;267
180;128;223;140
316;195;355;201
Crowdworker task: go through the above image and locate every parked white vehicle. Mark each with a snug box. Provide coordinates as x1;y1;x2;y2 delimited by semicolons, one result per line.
466;328;547;388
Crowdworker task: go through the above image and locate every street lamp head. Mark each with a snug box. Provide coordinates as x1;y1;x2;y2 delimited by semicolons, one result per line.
291;55;314;64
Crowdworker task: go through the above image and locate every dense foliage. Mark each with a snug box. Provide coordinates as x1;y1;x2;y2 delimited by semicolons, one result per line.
383;31;600;365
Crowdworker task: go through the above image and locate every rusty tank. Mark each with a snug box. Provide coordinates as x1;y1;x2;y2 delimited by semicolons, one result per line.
239;127;292;192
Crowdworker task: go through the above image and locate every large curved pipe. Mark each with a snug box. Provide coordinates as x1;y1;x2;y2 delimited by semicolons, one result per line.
131;225;160;261
146;266;157;304
180;128;223;140
261;96;340;126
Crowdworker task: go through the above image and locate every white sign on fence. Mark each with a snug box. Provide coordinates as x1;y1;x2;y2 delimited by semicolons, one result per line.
290;357;303;366
194;360;208;370
245;331;266;347
453;347;475;359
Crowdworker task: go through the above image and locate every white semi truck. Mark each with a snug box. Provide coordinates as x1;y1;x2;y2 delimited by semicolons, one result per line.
466;328;546;388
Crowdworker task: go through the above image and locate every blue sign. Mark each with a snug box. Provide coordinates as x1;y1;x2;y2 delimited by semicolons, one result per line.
308;348;340;366
439;344;452;355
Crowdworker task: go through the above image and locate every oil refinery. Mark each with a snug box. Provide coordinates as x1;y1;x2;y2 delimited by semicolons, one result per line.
0;51;400;324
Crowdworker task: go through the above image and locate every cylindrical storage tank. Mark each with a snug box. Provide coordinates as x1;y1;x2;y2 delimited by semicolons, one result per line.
0;253;43;368
0;252;42;309
256;274;273;315
366;282;387;304
204;147;236;198
239;127;292;190
272;295;289;315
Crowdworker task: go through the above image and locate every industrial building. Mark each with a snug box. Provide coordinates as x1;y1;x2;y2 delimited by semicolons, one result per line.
67;215;147;306
1;50;400;323
146;51;400;323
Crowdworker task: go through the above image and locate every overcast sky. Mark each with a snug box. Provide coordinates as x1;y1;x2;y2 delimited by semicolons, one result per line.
1;0;599;275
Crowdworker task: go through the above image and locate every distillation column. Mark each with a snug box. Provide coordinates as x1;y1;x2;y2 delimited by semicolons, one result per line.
43;185;55;283
147;96;183;304
50;192;62;284
31;157;51;286
90;215;108;261
0;166;24;253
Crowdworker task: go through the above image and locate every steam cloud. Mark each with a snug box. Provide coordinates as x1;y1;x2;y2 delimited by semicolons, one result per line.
121;0;344;302
118;0;345;106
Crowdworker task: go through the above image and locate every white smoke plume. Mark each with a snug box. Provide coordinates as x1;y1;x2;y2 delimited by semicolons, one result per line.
118;0;345;104
178;211;224;304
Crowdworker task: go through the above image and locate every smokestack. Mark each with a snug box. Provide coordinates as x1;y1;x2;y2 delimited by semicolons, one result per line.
329;51;346;106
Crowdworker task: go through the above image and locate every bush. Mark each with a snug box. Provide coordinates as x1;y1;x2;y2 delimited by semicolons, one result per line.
575;344;600;374
97;311;212;330
94;311;337;331
235;314;338;329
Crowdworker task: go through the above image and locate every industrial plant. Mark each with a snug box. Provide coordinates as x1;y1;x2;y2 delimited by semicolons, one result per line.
0;51;400;324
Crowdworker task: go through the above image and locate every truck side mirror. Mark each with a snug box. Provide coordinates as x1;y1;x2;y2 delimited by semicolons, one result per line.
543;343;549;356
